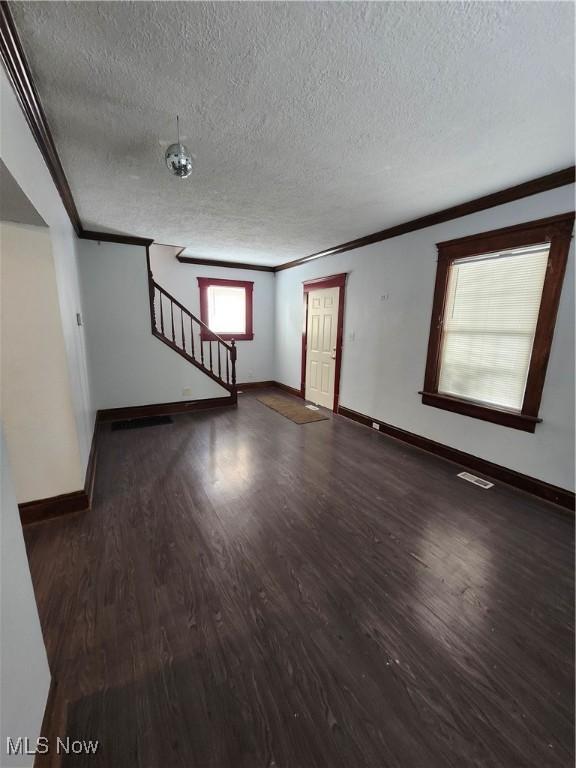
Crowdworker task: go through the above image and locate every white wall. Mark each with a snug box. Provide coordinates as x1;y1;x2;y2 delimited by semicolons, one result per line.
1;223;84;502
79;240;227;409
0;68;93;472
0;424;51;768
275;185;575;492
150;245;275;384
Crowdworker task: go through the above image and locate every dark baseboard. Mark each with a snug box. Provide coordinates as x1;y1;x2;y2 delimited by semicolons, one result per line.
19;397;236;525
19;490;90;525
272;381;304;398
232;380;305;398
18;417;102;526
238;381;275;390
84;416;100;506
338;405;575;513
98;394;237;422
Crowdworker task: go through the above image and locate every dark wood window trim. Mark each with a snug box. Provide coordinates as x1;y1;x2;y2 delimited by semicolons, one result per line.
301;273;347;412
197;277;254;341
421;212;575;433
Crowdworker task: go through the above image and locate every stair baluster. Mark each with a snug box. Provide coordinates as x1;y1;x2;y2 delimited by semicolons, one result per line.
147;276;237;400
230;340;237;391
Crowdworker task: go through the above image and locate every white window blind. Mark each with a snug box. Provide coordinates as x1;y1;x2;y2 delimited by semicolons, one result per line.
437;243;550;412
207;285;246;334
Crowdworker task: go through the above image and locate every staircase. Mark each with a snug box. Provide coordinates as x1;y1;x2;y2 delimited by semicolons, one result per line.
146;263;237;402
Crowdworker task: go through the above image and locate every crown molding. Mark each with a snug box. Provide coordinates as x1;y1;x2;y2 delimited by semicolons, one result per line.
0;0;82;234
275;166;576;271
0;2;155;247
176;255;275;272
2;1;573;269
80;230;154;247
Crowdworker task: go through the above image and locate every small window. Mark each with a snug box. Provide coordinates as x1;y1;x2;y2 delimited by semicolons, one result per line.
422;213;573;432
197;278;254;340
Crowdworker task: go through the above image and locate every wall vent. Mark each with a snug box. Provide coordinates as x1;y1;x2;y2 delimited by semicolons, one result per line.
458;471;494;489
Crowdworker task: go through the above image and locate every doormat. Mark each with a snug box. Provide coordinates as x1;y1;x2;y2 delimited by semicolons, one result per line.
257;396;328;424
111;415;173;431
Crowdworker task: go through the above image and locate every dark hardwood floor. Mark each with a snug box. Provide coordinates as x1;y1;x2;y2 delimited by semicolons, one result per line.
24;389;574;767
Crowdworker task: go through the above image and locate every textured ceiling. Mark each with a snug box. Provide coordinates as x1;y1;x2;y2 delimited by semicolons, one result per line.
11;1;575;266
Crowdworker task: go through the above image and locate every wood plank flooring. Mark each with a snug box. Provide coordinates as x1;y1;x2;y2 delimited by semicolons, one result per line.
24;390;574;767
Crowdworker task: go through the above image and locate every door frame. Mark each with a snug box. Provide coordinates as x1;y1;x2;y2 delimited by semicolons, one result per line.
301;273;347;412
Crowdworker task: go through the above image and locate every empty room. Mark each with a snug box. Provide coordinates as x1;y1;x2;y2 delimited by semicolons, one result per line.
0;1;574;766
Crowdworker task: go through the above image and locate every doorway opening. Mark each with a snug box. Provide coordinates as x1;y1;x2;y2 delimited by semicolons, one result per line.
301;273;347;412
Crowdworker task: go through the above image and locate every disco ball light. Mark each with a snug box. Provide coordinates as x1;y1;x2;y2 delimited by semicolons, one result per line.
165;142;193;179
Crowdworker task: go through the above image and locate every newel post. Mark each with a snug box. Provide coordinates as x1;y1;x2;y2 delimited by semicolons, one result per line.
230;339;237;403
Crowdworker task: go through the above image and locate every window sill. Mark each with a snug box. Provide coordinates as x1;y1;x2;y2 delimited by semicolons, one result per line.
200;330;254;342
419;391;541;433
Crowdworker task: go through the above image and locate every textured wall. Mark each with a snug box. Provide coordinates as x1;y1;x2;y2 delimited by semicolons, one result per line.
275;185;575;491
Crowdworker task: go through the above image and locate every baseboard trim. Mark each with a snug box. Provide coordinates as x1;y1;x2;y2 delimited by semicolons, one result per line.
19;489;90;525
84;416;100;506
18;417;101;526
338;405;575;513
272;381;304;399
19;397;236;525
237;381;275;390
98;394;237;422
233;380;305;398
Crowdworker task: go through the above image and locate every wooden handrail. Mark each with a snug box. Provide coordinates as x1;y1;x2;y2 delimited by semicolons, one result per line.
152;281;233;351
146;270;237;397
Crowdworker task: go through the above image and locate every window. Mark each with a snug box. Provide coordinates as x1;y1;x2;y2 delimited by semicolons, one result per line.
197;278;254;340
422;213;573;432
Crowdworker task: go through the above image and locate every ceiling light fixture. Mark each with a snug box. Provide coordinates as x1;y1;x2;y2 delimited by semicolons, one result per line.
165;115;193;179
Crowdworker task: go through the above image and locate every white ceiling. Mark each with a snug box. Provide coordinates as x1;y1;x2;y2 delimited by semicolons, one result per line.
11;1;575;266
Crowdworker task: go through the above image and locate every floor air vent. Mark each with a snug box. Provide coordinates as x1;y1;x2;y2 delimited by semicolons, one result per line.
458;471;494;489
112;415;173;431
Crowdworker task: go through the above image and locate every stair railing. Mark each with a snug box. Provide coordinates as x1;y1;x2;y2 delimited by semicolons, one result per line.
147;268;237;398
